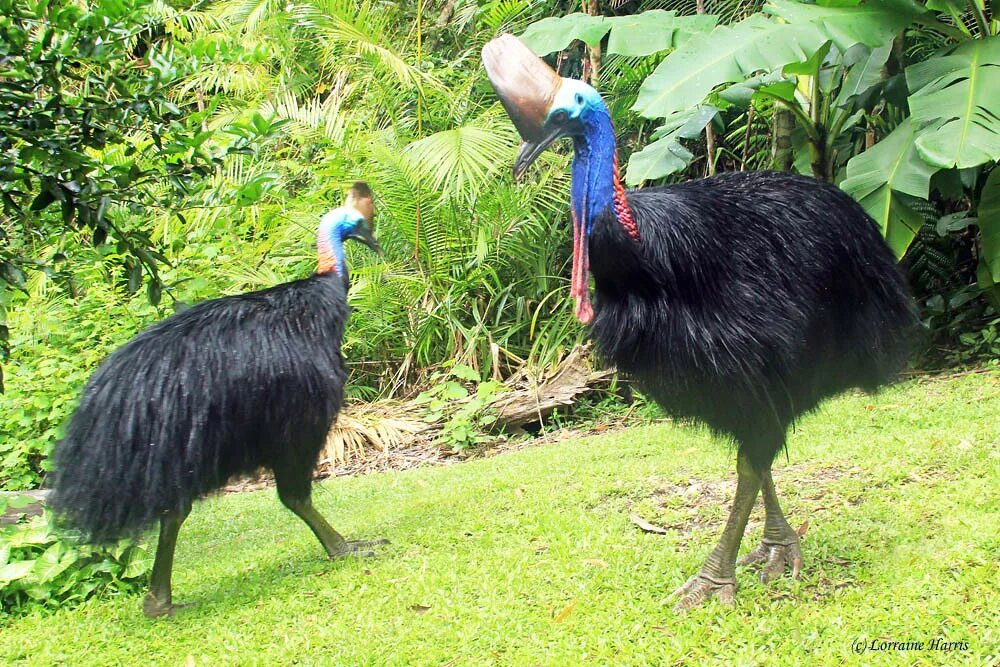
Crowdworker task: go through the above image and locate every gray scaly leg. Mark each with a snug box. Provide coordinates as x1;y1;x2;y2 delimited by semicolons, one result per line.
143;503;192;618
280;494;388;558
671;452;762;612
739;467;803;582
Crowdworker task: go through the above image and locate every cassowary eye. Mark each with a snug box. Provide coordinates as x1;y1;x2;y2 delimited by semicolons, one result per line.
575;93;583;105
552;110;568;124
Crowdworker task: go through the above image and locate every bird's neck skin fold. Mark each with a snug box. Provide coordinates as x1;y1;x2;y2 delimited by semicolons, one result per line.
317;239;343;276
571;110;638;241
316;209;348;278
571;111;619;233
567;110;617;325
567;107;638;324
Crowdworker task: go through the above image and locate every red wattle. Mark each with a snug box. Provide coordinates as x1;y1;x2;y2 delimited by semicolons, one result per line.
570;210;593;324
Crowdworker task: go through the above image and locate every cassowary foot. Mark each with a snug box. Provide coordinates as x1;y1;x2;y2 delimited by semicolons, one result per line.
328;538;390;559
739;539;803;583
142;595;190;619
670;573;737;612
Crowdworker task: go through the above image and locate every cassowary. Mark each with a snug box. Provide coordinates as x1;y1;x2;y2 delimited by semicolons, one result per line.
50;182;385;618
483;36;918;611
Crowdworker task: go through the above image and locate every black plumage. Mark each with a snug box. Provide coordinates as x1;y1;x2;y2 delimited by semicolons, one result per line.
589;172;916;467
483;34;919;611
49;183;383;617
51;273;349;540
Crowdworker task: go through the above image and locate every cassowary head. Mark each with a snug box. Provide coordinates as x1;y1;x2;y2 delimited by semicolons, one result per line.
318;181;382;277
484;34;632;325
482;34;610;179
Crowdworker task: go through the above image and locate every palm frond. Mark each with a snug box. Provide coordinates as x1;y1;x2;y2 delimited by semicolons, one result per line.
293;1;437;92
258;72;355;143
219;0;285;34
402;121;519;202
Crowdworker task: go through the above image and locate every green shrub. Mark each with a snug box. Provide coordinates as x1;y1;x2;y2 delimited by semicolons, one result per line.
414;364;509;451
0;499;151;616
1;278;153;490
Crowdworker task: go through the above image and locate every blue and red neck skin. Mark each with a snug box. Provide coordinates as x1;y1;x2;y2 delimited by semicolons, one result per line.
570;108;618;233
317;206;365;281
550;81;639;323
482;34;639;322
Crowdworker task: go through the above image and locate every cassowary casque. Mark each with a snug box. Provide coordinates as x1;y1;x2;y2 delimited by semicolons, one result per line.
483;35;918;611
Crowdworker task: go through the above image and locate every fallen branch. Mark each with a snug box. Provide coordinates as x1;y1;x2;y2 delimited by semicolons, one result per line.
489;345;611;432
319;345;611;473
1;489;49;524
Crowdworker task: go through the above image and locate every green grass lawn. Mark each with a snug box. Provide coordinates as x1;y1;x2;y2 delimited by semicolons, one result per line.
3;371;998;666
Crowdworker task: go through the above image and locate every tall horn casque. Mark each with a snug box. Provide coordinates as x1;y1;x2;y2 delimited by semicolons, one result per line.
481;34;561;146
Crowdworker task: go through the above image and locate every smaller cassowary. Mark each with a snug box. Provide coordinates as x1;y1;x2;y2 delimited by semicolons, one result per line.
50;182;384;617
483;36;918;611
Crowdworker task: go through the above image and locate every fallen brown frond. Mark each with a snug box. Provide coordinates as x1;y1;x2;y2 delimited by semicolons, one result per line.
317;344;611;472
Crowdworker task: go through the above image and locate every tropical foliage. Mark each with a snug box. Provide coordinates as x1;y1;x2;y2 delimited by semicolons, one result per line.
1;0;998;496
1;501;151;615
0;0;577;490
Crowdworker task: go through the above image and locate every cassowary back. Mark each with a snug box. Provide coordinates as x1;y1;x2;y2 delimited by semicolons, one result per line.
588;172;917;454
49;273;349;542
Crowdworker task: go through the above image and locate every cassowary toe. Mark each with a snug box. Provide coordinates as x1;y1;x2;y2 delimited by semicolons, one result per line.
670;574;737;612
739;538;804;583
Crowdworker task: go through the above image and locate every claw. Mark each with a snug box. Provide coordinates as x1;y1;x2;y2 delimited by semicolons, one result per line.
741;540;803;583
670;573;737;612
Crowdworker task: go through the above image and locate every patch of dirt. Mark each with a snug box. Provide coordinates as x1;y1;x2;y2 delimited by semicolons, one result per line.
629;458;964;551
222;476;275;495
639;463;865;545
222;421;645;494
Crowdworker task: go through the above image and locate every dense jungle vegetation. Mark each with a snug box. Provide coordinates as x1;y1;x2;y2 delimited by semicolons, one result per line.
1;0;998;501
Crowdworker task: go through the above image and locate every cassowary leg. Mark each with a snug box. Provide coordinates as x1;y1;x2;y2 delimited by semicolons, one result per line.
143;503;192;618
671;452;761;612
279;491;388;558
739;467;803;582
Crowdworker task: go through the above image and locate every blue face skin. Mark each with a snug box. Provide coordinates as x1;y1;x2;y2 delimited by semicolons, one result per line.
522;79;618;232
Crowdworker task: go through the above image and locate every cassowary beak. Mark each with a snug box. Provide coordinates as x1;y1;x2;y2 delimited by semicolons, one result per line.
346;220;383;256
514;127;566;179
482;34;564;179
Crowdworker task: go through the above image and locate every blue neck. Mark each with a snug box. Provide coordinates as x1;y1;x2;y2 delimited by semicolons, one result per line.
571;111;618;232
333;237;347;275
317;208;353;279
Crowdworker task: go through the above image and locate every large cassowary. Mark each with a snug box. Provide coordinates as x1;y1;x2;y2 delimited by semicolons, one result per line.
483;36;918;611
50;182;385;617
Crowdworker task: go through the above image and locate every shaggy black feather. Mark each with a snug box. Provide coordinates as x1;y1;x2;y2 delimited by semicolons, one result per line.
588;171;918;467
49;272;349;542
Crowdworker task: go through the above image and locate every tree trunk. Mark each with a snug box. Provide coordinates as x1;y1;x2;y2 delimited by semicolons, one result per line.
436;0;456;27
584;0;601;87
770;106;795;172
697;0;716;175
740;106;755;170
